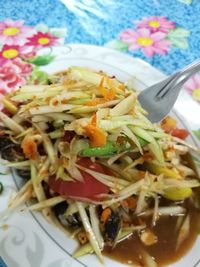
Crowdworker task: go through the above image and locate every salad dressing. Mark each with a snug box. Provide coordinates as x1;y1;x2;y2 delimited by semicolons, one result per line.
104;200;200;266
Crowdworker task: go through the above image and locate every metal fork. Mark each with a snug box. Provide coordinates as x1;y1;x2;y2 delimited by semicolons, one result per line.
138;60;200;122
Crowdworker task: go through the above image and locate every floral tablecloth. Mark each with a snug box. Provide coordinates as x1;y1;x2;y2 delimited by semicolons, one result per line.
1;0;200;100
0;1;200;267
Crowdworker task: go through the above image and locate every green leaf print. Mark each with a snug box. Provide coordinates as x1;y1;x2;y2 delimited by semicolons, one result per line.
50;28;67;38
167;28;190;49
35;24;49;33
105;40;129;52
177;0;192;5
29;54;55;66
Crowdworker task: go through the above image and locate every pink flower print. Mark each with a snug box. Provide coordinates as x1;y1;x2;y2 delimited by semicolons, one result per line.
12;58;33;75
0;58;32;108
136;16;175;33
120;28;171;57
0;44;30;65
26;32;59;48
184;74;200;102
0;58;32;91
0;19;35;46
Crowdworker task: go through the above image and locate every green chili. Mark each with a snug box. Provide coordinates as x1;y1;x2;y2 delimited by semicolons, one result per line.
80;141;128;157
80;136;149;158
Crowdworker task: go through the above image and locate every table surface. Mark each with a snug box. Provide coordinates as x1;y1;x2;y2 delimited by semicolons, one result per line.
1;0;200;104
1;0;200;74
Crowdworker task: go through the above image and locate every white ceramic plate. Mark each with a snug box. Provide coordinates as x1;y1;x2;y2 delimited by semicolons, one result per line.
0;44;200;267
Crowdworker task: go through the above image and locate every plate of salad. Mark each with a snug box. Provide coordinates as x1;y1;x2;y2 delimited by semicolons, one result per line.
0;44;200;267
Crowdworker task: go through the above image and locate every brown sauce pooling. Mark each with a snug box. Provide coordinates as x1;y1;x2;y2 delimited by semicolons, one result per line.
104;153;200;266
104;202;200;266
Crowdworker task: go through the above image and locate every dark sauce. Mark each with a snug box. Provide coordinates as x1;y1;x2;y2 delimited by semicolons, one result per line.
104;206;200;266
104;153;200;266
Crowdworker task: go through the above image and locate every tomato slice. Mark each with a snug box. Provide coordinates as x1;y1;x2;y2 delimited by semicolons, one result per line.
171;128;189;140
48;158;110;200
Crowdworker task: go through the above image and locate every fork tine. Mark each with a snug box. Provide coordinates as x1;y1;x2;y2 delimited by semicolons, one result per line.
157;74;190;100
155;73;178;99
138;59;200;122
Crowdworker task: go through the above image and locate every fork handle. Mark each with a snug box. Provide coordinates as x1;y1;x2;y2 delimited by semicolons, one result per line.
156;59;200;98
175;59;200;83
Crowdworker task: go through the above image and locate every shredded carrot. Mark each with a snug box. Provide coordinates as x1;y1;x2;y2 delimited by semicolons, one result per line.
100;208;111;223
86;98;106;106
91;113;97;126
21;136;38;159
98;77;107;97
105;77;116;100
161;116;177;133
98;76;116;100
84;124;107;147
122;196;137;209
77;230;88;245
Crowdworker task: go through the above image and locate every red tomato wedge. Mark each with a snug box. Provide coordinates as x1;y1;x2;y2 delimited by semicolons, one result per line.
171;128;189;140
48;158;110;200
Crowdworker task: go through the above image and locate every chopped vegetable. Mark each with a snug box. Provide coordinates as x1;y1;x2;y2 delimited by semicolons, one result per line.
0;111;24;133
2;97;18;114
164;187;192;201
80;141;129;157
89;205;104;249
143;162;181;179
110;92;135;117
30;196;65;210
48;158;110;200
99;76;116;100
76;201;103;262
171;128;189;140
140;248;158;267
73;242;94;258
131;126;164;163
176;215;190;250
137;136;149;147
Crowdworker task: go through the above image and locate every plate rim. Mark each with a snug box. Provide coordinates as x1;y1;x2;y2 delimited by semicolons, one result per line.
0;44;199;267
